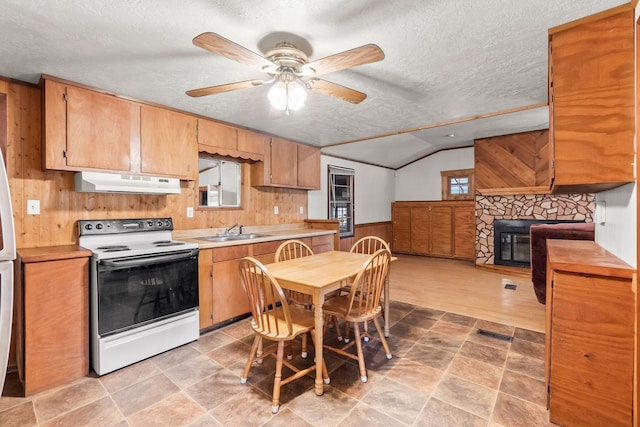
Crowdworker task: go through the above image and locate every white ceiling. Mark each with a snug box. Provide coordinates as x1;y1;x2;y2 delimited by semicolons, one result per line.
0;0;627;169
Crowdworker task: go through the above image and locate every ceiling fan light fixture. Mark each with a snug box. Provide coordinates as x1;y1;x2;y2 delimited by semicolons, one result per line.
268;78;307;111
268;81;288;110
287;80;307;110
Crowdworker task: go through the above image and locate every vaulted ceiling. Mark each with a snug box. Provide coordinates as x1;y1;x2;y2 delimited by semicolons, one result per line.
0;0;627;168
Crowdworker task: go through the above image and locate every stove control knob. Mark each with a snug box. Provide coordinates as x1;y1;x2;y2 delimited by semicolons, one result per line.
84;224;93;230
164;219;171;227
96;224;103;230
147;221;154;228
157;220;163;227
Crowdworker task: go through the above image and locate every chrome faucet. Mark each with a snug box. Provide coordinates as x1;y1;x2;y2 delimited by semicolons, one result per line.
224;223;242;234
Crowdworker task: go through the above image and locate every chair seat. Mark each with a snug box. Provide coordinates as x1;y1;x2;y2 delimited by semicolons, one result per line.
322;295;383;322
251;304;315;341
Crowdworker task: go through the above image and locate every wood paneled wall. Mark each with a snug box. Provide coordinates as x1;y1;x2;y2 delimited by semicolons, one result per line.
338;221;392;252
4;81;309;249
474;130;549;190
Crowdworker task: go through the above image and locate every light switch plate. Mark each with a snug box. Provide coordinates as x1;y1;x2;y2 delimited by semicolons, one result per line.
274;206;279;215
186;207;194;218
27;199;40;215
299;206;304;214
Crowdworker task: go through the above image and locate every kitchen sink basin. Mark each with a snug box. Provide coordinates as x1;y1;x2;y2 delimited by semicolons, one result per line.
197;233;270;242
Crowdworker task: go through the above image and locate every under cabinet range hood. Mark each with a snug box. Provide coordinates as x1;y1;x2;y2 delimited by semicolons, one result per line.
74;171;181;194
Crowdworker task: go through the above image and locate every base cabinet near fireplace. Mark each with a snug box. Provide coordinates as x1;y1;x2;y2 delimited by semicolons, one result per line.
545;240;634;427
391;201;475;260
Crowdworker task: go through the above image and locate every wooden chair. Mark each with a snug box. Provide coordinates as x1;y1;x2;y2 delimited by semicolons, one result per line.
322;248;392;383
350;236;390;255
341;236;390;342
274;239;314;358
238;257;329;414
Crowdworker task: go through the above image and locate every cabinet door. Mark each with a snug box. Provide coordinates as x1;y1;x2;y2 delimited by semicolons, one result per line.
410;207;430;254
297;144;320;189
198;249;214;330
211;245;250;324
237;129;266;156
453;205;476;259
549;271;633;426
23;258;89;395
140;105;197;179
550;10;634;192
392;205;411;252
44;80;134;172
197;119;237;152
430;206;453;256
270;137;298;186
211;259;251;324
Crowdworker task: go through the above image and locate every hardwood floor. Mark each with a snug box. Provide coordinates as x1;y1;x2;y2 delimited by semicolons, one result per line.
389;254;546;333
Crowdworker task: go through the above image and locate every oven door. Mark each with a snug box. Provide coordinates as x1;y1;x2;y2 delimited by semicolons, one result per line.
96;248;199;336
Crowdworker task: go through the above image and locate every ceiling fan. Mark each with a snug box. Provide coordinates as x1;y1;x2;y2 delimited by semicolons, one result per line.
186;32;385;113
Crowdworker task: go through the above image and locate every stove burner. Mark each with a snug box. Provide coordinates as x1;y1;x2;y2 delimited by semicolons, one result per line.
153;240;185;247
96;245;130;252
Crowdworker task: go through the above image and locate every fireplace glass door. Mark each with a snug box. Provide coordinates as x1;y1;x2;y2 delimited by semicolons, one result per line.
499;233;531;266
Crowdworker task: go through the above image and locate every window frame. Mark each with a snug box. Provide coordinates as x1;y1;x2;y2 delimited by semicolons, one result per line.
197;154;243;209
328;165;355;238
441;168;474;201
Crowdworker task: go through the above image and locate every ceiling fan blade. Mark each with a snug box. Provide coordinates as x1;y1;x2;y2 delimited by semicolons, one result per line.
302;44;384;76
307;79;367;104
193;32;275;70
186;79;266;97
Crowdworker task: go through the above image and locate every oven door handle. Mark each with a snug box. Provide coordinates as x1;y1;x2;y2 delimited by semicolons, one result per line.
98;249;199;269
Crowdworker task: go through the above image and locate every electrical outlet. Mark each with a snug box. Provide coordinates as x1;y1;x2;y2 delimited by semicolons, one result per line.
299;206;304;214
27;199;40;215
273;206;279;215
186;207;194;218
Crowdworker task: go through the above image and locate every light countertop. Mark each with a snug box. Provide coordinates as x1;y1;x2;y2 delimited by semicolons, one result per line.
173;224;336;249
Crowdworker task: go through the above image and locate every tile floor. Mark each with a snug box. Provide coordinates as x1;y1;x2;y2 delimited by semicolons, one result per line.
0;301;557;426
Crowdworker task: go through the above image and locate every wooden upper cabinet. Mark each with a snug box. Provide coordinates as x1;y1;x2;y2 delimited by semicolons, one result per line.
236;129;267;158
140;105;197;179
549;9;635;193
197;120;265;161
197;119;237;151
43;79;134;172
251;137;320;189
270;137;298;186
297;143;321;189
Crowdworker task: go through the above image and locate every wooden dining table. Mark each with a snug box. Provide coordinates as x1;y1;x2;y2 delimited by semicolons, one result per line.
264;250;393;395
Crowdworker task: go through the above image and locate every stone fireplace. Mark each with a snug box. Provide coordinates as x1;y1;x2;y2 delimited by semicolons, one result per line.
475;193;594;266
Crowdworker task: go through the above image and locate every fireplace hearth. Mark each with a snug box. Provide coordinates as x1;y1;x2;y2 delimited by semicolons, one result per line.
493;219;583;268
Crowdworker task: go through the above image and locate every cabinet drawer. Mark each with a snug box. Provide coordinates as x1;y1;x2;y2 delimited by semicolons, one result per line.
212;245;249;262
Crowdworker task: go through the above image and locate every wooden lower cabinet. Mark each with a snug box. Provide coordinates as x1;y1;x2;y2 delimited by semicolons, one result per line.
392;201;475;260
15;246;91;396
198;245;250;331
197;233;335;331
546;240;634;427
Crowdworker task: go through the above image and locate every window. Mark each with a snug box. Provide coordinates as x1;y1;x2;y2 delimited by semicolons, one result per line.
441;168;474;200
198;154;242;208
328;165;354;237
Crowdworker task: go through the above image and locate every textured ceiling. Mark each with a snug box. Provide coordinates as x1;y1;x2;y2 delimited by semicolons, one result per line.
0;0;627;169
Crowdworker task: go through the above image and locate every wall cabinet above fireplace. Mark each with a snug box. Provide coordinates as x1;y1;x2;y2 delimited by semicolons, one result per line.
548;8;635;194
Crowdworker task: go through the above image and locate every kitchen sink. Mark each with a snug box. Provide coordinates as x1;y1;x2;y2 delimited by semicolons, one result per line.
196;233;270;242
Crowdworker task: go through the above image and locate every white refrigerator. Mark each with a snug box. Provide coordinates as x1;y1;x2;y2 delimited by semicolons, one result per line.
0;149;15;396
